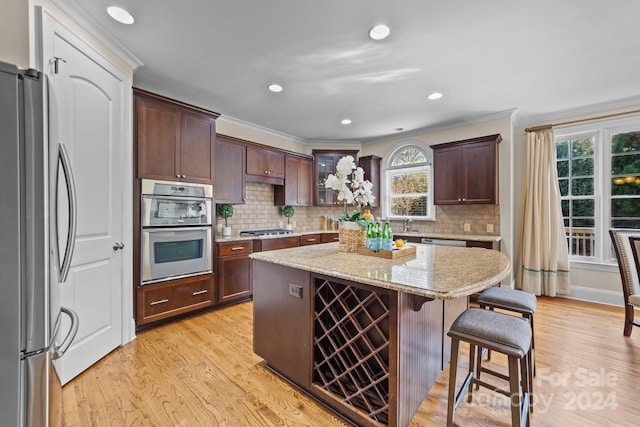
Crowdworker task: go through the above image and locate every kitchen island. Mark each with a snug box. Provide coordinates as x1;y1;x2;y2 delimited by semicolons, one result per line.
250;243;510;427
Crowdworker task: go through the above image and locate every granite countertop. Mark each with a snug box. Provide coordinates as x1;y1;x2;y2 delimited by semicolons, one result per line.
250;242;511;299
215;230;500;243
214;230;338;243
394;232;501;242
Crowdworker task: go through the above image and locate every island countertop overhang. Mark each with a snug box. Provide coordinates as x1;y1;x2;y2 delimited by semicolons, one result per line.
249;242;511;300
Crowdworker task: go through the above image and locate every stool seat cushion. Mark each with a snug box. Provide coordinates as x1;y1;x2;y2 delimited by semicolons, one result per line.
448;308;532;357
477;287;537;314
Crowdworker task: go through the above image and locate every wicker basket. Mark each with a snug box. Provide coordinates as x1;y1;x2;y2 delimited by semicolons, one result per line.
338;221;366;253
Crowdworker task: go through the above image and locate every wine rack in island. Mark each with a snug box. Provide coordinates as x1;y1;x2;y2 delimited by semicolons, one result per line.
313;277;391;425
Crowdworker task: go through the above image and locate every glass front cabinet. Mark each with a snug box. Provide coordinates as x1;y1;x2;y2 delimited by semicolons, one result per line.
312;150;359;206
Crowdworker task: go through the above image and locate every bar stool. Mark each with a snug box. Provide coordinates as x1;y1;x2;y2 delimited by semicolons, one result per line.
447;308;532;427
477;287;537;377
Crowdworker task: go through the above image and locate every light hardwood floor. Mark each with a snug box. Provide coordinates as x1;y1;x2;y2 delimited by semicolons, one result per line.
62;297;640;426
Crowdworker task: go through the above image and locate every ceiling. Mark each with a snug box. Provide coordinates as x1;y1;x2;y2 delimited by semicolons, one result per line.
63;0;640;143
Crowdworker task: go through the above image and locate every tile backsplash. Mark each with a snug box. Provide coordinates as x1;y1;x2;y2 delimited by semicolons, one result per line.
216;182;500;236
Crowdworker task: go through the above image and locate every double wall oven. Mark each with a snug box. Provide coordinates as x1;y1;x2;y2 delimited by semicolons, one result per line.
141;179;213;284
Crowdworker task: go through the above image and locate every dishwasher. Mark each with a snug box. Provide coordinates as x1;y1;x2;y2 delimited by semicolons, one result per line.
420;238;466;247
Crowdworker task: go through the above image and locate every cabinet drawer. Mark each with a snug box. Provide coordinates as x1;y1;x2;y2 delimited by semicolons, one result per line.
466;240;498;250
321;233;340;243
256;236;300;252
217;241;253;256
137;274;214;325
300;234;322;245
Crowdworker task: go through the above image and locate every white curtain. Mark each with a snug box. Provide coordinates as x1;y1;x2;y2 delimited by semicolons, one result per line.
516;129;570;296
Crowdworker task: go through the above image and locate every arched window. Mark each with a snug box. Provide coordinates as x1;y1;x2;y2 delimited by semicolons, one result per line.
383;144;434;220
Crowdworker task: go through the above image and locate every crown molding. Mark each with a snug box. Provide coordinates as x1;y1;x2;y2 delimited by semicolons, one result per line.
49;0;143;71
216;114;307;145
363;108;517;145
514;95;640;129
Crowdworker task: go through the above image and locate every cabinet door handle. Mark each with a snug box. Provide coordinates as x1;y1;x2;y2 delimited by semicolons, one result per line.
306;238;317;242
181;174;186;178
176;174;181;178
150;298;169;306
192;289;208;296
231;246;245;251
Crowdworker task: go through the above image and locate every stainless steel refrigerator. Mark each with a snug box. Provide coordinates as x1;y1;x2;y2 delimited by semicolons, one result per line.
0;61;79;426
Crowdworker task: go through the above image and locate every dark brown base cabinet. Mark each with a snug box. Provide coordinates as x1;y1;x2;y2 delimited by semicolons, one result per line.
321;232;339;243
216;241;253;303
300;234;322;246
253;260;468;427
136;273;215;326
253;262;312;388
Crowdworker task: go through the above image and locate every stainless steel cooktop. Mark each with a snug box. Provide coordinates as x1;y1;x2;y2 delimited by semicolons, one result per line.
239;229;294;237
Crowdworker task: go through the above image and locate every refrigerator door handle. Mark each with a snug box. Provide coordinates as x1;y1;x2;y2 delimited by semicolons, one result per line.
54;306;79;359
58;143;77;283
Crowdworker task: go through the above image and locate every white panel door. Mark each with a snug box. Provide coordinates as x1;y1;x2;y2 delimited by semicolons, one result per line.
43;16;125;385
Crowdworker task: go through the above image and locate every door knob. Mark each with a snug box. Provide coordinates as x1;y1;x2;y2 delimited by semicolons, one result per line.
113;242;125;250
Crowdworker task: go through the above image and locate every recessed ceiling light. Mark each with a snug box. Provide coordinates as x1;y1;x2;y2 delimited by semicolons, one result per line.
268;83;283;93
107;6;135;25
369;24;390;41
341;119;352;125
428;92;443;100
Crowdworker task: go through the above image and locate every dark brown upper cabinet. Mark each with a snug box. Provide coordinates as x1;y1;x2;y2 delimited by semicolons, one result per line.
215;135;246;204
274;155;313;206
432;134;501;205
358;155;381;208
246;145;285;185
134;88;218;185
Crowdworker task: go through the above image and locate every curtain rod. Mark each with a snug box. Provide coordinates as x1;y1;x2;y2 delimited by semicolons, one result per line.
524;108;640;132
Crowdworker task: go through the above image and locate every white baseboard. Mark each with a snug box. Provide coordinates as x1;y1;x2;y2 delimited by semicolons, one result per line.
562;286;624;307
126;318;137;344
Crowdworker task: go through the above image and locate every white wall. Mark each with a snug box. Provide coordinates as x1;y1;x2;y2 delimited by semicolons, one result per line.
1;0;29;67
216;116;310;154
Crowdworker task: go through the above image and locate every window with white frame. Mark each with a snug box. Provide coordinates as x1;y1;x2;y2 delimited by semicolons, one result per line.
555;116;640;264
383;145;434;220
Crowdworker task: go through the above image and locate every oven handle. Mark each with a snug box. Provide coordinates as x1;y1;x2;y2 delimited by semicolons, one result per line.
141;194;212;203
143;226;212;233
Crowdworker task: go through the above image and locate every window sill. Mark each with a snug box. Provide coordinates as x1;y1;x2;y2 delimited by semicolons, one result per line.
569;260;618;273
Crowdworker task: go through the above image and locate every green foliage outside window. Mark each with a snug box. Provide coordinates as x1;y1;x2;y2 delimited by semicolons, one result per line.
387;147;431;218
610;131;640;228
557;130;640;249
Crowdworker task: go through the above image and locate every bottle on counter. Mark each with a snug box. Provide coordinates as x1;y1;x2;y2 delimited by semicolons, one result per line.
382;221;393;251
366;222;376;251
321;215;328;231
373;218;382;253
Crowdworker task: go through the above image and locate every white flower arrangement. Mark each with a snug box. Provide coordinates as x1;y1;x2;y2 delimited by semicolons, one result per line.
325;155;375;225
